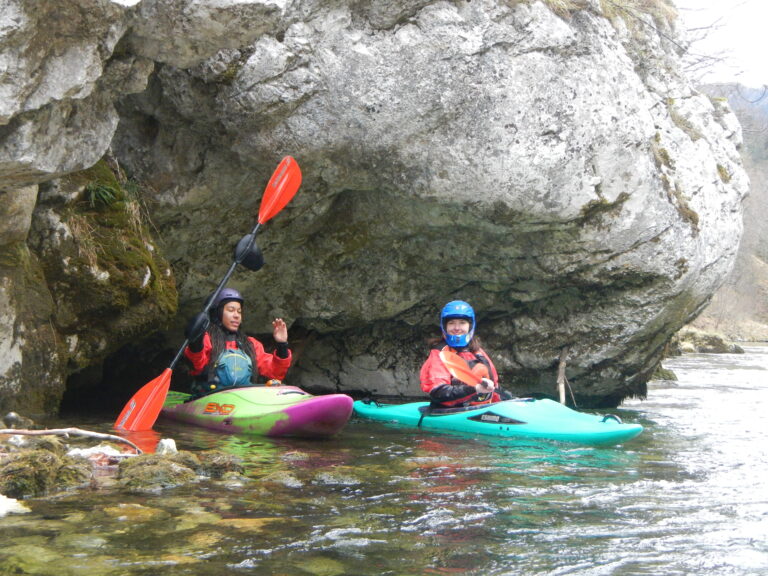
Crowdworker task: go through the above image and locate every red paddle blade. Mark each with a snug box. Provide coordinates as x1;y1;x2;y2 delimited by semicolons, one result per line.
258;156;302;224
114;368;172;431
439;349;481;386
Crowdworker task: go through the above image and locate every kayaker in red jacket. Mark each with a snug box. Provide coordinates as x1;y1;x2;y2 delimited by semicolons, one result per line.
184;288;291;397
420;300;502;408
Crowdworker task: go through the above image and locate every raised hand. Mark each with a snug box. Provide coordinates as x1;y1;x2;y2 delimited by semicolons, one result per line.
272;318;288;343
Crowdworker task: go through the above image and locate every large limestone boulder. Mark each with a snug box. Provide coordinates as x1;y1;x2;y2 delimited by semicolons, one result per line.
0;1;174;415
0;185;63;415
0;0;153;190
112;1;747;406
688;84;768;341
0;0;750;411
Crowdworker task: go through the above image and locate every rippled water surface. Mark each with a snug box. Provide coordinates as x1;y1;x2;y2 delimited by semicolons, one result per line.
2;346;768;575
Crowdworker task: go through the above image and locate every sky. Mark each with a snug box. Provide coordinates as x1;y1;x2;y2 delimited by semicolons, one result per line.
674;0;766;87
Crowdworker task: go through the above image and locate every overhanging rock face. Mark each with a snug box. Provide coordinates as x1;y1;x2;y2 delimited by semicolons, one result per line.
0;1;748;411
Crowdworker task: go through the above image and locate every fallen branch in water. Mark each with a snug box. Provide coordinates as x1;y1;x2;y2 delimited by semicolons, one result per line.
0;428;142;454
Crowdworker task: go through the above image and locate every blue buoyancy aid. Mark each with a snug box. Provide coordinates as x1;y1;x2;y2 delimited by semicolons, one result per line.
213;347;253;388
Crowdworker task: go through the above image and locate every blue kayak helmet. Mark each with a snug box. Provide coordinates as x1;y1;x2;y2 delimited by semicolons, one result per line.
440;300;475;348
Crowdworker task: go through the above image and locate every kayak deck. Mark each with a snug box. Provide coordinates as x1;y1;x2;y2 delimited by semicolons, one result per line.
161;385;353;437
353;398;643;446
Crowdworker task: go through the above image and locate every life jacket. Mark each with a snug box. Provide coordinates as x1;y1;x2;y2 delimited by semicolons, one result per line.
440;346;500;406
210;347;253;389
464;351;491;381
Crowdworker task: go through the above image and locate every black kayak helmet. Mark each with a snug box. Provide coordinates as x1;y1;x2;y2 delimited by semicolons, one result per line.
207;287;244;322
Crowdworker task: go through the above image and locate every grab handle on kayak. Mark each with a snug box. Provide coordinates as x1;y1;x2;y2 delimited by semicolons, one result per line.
601;414;623;424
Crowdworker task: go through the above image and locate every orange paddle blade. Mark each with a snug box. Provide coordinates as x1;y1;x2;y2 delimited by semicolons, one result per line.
439;349;482;386
114;368;172;431
258;156;302;224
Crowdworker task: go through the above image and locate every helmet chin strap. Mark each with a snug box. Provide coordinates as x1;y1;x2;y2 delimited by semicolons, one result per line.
444;331;473;349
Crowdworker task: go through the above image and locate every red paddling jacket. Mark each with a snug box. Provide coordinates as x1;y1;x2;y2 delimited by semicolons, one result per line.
420;345;500;407
185;333;291;386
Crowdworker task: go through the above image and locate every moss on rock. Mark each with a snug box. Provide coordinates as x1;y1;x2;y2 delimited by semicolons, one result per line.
0;449;91;499
117;452;199;491
30;157;178;383
651;364;677;381
197;450;245;479
115;448;249;491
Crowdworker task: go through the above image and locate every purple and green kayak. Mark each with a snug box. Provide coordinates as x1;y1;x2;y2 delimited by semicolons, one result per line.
161;385;353;437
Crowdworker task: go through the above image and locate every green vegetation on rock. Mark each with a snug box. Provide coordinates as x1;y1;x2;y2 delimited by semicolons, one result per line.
0;449;91;499
44;158;178;371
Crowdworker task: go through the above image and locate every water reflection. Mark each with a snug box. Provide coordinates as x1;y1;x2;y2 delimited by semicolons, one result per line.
115;428;162;453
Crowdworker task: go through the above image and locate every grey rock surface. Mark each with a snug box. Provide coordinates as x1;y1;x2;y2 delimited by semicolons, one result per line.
0;0;749;412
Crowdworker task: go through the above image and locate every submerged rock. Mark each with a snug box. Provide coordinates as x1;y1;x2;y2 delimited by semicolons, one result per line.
117;453;199;491
0;424;242;498
196;450;246;479
116;449;245;491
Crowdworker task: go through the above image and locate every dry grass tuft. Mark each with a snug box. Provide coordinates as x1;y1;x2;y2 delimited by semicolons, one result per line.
539;0;678;26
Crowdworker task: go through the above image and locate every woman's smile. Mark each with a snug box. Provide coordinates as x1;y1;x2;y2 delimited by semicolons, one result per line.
445;319;470;335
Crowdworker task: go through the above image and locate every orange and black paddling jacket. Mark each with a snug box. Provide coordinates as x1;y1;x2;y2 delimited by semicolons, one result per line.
420;345;500;407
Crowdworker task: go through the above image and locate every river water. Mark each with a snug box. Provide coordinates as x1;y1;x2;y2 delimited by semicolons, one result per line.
2;345;767;575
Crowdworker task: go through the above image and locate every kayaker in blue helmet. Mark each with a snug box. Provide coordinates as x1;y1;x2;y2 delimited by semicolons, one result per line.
183;287;291;397
420;300;503;407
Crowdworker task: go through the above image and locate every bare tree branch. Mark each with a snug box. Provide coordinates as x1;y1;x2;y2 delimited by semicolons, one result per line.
0;428;143;454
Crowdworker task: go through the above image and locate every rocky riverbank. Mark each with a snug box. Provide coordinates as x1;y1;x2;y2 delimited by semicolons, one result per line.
0;414;245;511
668;326;745;355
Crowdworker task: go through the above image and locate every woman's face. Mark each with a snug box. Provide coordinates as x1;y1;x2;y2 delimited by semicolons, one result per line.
445;318;471;336
221;301;242;332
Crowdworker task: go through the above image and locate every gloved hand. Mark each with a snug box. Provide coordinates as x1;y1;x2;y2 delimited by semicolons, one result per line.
478;378;495;393
185;312;209;351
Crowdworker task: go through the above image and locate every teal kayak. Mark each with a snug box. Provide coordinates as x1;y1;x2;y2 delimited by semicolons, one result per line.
353;398;643;446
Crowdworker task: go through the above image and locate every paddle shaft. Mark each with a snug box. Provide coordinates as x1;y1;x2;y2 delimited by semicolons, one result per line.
166;221;263;371
114;156;301;432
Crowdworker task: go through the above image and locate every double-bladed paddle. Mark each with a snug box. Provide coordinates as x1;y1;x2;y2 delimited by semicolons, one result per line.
114;156;302;432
